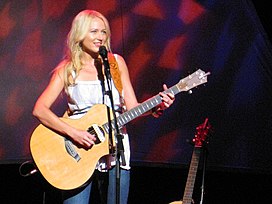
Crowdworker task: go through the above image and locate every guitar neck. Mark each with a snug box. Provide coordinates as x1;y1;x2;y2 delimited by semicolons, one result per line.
102;69;209;133
103;83;182;132
182;147;202;204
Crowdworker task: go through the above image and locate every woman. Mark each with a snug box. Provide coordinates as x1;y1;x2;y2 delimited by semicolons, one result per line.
32;10;175;204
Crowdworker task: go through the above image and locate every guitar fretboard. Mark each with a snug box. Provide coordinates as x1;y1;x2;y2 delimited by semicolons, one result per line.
101;68;208;133
103;84;182;133
182;147;202;204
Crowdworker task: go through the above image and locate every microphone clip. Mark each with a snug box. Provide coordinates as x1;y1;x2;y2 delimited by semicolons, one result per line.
99;46;111;78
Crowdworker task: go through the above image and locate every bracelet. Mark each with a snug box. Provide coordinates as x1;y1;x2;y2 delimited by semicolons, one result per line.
152;107;163;118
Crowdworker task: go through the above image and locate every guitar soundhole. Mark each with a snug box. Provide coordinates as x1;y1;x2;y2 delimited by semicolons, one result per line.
87;125;105;144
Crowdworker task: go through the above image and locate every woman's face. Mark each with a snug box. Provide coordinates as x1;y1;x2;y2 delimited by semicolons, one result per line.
81;17;108;54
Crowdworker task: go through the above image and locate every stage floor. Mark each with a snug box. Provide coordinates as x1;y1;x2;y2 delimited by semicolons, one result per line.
1;163;271;204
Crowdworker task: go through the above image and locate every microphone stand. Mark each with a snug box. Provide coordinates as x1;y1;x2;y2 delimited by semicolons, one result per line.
100;47;125;204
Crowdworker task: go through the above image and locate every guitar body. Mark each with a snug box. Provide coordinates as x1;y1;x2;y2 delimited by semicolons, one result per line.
30;104;112;190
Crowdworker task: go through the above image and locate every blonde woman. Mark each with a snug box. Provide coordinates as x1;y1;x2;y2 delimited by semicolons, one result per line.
33;10;175;204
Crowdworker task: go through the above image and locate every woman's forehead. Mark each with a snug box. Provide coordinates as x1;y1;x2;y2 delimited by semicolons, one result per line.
89;17;106;29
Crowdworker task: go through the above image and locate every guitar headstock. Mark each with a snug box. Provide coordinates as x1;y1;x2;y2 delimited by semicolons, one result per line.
177;69;210;92
193;118;212;147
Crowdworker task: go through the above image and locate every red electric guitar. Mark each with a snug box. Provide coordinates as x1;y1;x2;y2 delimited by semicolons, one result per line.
170;118;212;204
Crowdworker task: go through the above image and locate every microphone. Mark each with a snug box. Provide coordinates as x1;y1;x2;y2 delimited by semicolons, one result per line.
99;46;110;74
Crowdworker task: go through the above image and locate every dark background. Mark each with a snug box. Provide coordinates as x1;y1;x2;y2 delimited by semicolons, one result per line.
252;1;272;40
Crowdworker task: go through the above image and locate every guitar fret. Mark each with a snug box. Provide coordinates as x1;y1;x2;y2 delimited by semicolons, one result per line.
103;124;109;133
121;115;126;125
145;103;150;109
166;86;175;95
127;114;131;120
134;108;139;115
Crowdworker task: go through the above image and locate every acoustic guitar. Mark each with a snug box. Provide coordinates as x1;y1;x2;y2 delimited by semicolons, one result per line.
170;118;211;204
30;69;209;190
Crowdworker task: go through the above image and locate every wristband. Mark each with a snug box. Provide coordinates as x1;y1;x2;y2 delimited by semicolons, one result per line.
152;107;163;118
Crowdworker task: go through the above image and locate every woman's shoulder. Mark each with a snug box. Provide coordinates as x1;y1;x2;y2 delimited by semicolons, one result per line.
112;53;124;61
111;53;127;68
49;59;71;82
53;59;69;74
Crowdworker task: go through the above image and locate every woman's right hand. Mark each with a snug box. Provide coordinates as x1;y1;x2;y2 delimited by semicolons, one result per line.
70;128;97;148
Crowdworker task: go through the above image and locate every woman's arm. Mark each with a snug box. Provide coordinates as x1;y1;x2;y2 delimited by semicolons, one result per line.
115;54;175;115
32;64;96;148
115;54;139;111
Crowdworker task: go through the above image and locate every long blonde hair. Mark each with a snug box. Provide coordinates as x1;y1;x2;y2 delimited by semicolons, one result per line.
63;10;111;91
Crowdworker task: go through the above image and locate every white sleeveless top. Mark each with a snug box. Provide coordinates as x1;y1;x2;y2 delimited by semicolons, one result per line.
67;79;130;171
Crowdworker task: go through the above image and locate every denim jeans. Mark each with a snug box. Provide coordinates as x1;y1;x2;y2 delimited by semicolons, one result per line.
62;168;130;204
108;167;130;204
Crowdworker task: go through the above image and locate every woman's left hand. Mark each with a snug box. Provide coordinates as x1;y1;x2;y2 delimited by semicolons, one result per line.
151;84;175;118
159;84;175;110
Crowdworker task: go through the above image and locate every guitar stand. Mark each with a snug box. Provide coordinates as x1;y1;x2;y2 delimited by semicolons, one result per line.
200;143;208;204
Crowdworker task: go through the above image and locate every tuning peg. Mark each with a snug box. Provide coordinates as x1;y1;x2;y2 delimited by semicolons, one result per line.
188;90;193;94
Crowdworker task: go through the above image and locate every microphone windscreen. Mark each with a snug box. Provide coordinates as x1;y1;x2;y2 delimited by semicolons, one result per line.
99;46;107;58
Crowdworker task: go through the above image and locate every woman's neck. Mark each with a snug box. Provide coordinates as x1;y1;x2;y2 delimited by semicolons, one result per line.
81;52;100;68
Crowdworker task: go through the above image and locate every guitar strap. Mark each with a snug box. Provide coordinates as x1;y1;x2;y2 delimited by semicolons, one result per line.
105;53;124;156
108;53;123;96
